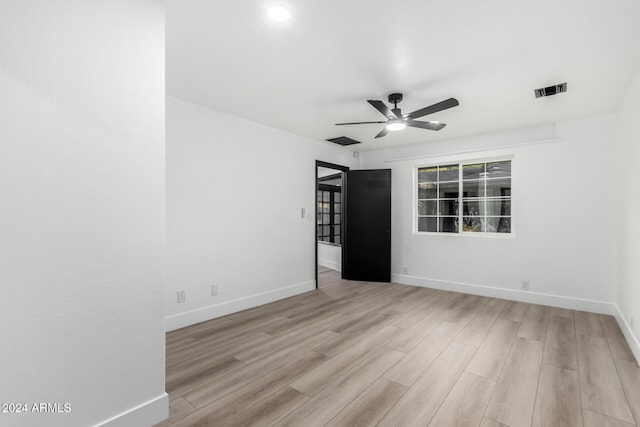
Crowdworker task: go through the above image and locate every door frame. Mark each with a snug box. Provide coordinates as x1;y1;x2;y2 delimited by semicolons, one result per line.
315;160;349;289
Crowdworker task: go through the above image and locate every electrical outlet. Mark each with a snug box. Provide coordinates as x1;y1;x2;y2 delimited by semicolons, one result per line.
177;290;186;303
402;267;408;275
521;281;530;291
211;285;219;296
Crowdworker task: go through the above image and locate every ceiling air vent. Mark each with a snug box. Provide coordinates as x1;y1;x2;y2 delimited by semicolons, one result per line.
534;82;567;98
326;136;362;146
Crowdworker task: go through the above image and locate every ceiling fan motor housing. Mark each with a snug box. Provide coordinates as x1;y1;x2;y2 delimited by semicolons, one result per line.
388;93;404;117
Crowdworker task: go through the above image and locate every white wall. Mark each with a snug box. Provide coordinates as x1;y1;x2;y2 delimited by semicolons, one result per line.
617;65;640;360
318;242;341;272
166;96;356;330
360;117;619;313
0;2;167;426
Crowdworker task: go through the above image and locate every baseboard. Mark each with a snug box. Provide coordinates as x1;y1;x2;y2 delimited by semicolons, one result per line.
165;280;316;332
612;304;640;364
319;259;341;272
94;393;168;427
392;274;615;315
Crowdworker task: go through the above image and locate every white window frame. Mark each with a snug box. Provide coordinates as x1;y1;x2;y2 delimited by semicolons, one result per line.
413;155;515;238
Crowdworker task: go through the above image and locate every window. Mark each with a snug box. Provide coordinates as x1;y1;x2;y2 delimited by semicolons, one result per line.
317;179;342;244
417;159;512;235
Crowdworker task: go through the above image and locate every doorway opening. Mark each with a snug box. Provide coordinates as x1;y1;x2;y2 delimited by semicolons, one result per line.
315;161;349;289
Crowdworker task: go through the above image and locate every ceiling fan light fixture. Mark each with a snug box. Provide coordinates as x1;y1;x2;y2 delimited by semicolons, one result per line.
267;5;291;22
386;120;406;131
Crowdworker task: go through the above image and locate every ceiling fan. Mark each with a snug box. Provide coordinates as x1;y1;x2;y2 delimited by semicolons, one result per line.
335;93;459;138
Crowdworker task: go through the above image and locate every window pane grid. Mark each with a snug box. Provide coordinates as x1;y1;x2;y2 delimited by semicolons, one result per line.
418;160;511;235
417;163;460;233
317;187;342;244
461;161;511;233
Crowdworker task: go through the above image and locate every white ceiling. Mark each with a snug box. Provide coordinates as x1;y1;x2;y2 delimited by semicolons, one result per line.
166;0;640;151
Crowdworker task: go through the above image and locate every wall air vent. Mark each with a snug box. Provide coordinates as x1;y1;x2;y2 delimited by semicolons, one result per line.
534;82;567;98
326;136;362;146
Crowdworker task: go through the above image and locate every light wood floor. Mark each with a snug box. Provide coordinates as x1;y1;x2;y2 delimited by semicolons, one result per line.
318;265;342;288
157;272;640;427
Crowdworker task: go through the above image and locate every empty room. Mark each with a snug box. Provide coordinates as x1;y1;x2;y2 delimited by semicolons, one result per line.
2;0;640;426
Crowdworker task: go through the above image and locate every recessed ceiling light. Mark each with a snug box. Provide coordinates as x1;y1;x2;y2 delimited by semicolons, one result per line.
268;6;291;22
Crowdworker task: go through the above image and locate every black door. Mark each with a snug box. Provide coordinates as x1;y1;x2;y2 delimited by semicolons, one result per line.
342;169;391;282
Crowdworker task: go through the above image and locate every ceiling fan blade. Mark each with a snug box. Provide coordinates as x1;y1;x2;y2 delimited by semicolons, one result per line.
335;121;387;125
367;100;397;119
407;98;459;119
374;127;389;138
406;120;446;131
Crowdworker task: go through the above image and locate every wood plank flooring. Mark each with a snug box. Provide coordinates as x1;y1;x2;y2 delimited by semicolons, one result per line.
157;268;640;427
